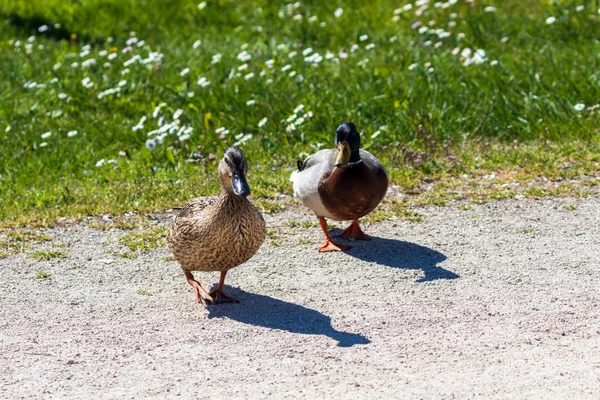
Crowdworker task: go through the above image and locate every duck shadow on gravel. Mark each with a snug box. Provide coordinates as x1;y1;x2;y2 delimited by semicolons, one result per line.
332;231;459;282
207;287;370;348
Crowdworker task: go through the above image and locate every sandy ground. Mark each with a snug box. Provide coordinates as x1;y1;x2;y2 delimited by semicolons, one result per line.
1;196;600;399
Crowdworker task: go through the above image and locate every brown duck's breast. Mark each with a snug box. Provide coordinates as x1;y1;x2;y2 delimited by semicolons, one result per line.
318;162;388;221
169;195;266;272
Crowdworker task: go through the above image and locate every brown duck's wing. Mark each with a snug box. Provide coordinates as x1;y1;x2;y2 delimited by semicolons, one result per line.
173;196;219;223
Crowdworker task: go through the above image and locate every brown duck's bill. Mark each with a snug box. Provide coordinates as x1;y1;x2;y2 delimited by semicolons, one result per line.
232;170;251;197
334;141;351;167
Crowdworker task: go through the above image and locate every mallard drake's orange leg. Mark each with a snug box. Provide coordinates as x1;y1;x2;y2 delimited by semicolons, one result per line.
208;271;240;304
340;219;371;241
183;270;214;304
318;217;351;252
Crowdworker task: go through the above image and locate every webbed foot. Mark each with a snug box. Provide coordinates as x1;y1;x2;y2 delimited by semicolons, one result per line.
319;239;351;252
208;289;240;304
340;220;371;241
184;270;213;304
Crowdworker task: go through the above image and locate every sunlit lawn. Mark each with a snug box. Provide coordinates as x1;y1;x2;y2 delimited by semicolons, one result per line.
0;0;599;226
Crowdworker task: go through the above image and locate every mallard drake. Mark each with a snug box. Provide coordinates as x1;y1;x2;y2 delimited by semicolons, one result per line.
168;147;266;304
291;122;388;252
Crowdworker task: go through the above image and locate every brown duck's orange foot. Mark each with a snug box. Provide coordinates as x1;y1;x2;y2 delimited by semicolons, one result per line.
340;220;371;241
208;289;240;304
193;286;214;304
319;239;351;252
184;270;213;304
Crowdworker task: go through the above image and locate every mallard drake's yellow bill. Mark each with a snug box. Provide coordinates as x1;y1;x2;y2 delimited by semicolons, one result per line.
334;141;351;167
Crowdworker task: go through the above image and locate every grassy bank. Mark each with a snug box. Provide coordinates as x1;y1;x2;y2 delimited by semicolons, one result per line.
0;0;599;227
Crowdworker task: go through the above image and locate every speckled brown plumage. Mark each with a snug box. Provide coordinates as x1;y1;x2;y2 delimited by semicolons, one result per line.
167;147;266;304
167;193;265;272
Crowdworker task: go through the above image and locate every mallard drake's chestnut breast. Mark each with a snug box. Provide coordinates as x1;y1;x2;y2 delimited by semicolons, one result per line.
318;150;388;221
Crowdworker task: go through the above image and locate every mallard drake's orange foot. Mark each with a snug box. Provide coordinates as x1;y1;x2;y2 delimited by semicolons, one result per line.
319;239;351;252
184;270;214;304
208;289;240;304
317;216;351;252
340;220;371;241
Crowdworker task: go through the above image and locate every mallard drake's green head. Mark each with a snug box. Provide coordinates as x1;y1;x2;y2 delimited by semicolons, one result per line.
334;122;361;167
218;147;251;197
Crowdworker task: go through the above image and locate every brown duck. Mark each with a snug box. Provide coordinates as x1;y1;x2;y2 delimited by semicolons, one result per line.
168;147;266;304
291;122;388;251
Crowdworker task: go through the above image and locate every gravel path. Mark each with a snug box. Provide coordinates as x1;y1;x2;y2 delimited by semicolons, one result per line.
1;196;600;399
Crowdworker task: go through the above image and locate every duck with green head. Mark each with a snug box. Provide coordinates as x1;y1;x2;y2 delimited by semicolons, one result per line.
291;122;388;251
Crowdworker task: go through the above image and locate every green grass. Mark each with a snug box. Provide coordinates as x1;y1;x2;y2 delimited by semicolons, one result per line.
36;271;52;279
28;249;69;261
135;289;153;296
266;228;278;239
119;251;137;259
118;226;167;252
1;229;52;253
1;1;599;227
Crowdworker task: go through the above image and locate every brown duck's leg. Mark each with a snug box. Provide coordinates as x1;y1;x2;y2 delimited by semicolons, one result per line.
208;271;240;304
318;217;351;252
183;270;214;304
340;219;371;241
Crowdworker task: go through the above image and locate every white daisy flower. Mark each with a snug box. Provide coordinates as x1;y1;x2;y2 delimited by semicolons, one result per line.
145;139;157;151
211;53;222;64
197;77;210;87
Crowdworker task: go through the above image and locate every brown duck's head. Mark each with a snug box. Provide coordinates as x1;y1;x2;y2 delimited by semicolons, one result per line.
334;122;361;167
218;147;251;197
